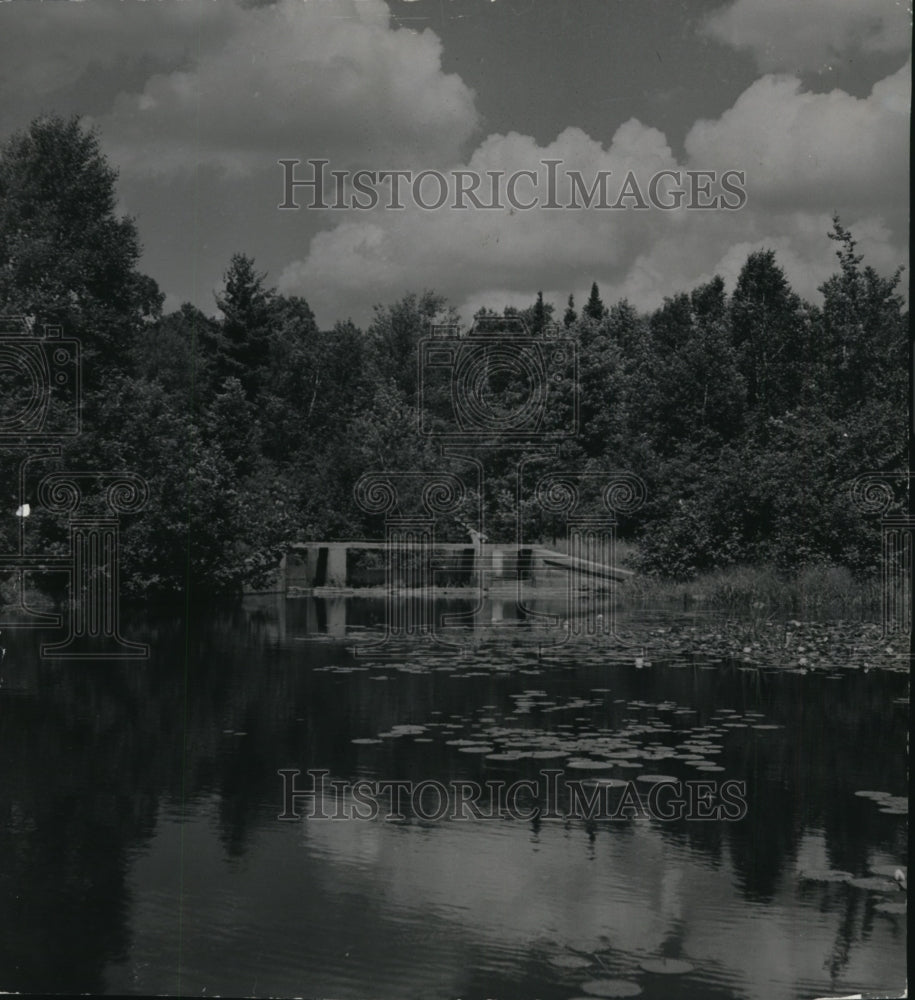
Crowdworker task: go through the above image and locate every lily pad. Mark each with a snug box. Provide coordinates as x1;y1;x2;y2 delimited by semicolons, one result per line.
635;774;679;784
639;958;695;975
548;954;593;969
351;738;382;745
798;869;853;884
580;979;643;998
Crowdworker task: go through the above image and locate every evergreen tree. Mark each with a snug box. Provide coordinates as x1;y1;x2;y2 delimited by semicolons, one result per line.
532;290;546;334
214;253;276;399
563;293;577;328
583;281;605;321
519;291;554;334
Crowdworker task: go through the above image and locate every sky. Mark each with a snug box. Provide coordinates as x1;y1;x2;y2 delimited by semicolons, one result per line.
0;0;910;328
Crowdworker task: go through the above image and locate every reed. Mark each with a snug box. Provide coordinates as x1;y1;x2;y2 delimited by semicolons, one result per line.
618;560;882;616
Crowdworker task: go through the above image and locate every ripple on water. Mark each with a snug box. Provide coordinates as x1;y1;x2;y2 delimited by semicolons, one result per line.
639;957;695;975
874;901;907;916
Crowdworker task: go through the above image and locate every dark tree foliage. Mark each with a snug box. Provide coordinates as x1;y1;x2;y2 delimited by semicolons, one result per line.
365;290;454;406
583;281;606;321
515;292;555;335
214;253;276;399
730;250;807;418
0;117;906;597
0;115;161;386
563;293;577;328
531;291;546;334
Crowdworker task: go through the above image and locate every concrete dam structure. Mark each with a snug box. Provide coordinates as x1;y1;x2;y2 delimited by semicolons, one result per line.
281;541;634;592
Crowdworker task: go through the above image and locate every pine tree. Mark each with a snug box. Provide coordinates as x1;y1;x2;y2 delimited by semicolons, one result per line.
214;253;276;398
563;293;577;328
583;281;605;321
532;290;546;334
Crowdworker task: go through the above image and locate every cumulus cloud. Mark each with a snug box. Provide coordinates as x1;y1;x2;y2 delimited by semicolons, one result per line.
277;120;688;321
96;0;478;177
1;0;905;326
0;0;239;132
701;0;912;72
685;59;910;213
277;61;909;326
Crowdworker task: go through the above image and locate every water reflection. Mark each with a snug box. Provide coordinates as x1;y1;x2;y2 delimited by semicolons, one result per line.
0;596;907;998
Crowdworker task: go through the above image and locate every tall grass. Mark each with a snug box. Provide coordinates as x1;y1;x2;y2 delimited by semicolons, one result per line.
508;539;883;615
620;560;882;616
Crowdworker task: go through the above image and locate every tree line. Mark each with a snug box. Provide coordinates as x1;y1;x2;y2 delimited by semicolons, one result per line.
0;116;908;599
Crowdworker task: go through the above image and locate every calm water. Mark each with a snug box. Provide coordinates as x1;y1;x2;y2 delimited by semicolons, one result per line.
0;596;908;999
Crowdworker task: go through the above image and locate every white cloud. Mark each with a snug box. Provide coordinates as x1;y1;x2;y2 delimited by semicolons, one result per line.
277;120;687;321
277;62;909;326
684;59;910;213
1;0;906;327
95;0;478;177
702;0;912;72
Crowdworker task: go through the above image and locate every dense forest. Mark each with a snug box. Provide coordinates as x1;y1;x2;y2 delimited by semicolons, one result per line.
0;116;908;599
